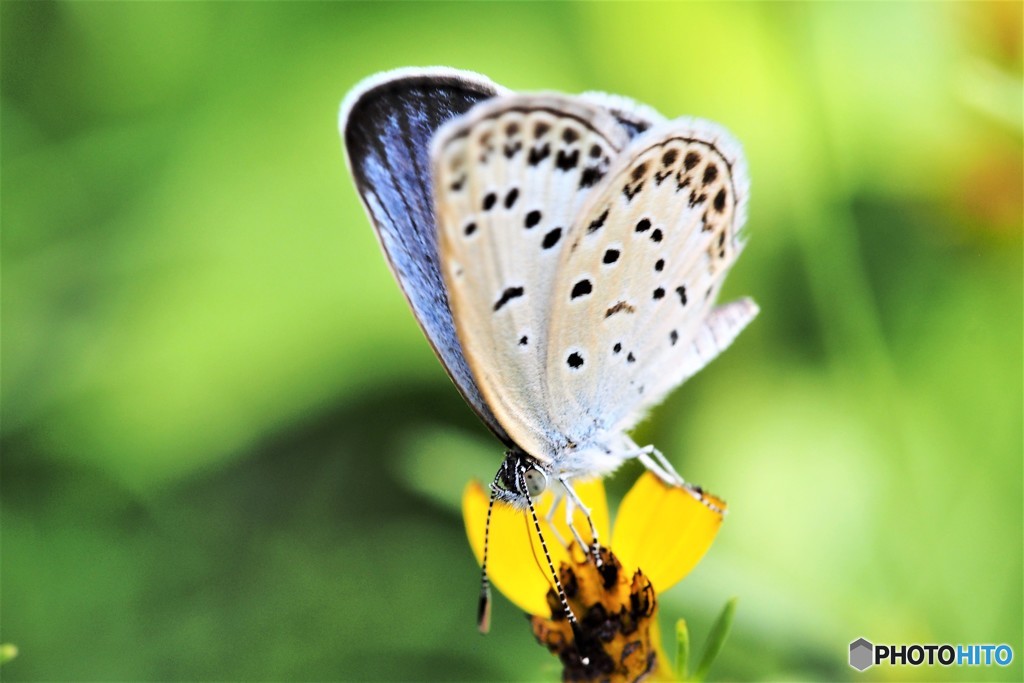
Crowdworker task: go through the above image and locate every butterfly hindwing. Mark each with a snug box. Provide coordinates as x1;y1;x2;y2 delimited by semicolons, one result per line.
340;68;514;444
544;119;754;441
433;95;630;458
624;297;759;430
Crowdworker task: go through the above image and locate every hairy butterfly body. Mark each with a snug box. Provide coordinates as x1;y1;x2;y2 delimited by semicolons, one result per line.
341;67;756;632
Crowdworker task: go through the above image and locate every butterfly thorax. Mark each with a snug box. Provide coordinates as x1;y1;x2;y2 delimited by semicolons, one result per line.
491;449;542;509
491;437;627;510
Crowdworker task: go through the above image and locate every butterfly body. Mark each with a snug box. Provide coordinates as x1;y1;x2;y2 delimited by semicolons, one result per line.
341;66;753;521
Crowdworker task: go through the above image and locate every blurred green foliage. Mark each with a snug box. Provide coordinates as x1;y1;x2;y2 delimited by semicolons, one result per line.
2;2;1021;681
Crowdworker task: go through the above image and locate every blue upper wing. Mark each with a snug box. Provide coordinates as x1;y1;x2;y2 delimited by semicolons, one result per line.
340;68;514;445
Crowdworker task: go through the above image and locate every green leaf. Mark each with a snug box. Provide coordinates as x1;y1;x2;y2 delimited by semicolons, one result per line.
675;618;691;681
0;643;18;665
692;597;738;682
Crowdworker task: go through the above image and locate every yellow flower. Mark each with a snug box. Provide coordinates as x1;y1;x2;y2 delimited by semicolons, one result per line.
463;472;726;681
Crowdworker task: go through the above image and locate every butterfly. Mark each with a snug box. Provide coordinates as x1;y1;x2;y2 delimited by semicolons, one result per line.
340;67;756;632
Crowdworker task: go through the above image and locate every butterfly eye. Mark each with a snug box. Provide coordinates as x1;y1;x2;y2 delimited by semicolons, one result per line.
523;467;548;497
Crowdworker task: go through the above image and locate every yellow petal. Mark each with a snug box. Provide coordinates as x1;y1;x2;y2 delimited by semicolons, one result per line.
611;472;726;592
462;478;609;616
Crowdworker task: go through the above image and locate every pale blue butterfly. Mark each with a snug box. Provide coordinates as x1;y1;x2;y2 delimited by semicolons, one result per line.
340;67;756;633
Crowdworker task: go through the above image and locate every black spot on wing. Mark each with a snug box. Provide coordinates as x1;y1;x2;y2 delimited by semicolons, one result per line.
621;163;648;201
714;188;727;213
605;301;635;318
493;286;524;311
623;181;644;201
525;210;541;228
528;143;550;166
588;209;609;233
571;279;593;299
579;166;604;188
702;164;718;185
567;352;584;369
556;149;579;171
504;187;519;209
603;249;620;264
542;227;562;249
503;122;522;158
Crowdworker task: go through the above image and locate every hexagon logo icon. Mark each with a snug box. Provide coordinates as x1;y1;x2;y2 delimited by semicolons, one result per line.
849;638;874;671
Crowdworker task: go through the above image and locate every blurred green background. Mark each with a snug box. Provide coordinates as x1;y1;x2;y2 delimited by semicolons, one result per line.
2;2;1021;681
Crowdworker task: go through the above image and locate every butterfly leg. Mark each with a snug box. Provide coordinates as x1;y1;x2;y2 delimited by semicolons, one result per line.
560;478;602;565
619;438;686;487
631;448;683;486
543;488;569;547
647;446;687;487
630;454;679;485
625;439;710;503
561;494;590;556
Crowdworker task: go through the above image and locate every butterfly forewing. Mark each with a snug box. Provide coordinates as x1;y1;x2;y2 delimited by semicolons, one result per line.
545;120;755;440
341;68;515;445
434;95;629;458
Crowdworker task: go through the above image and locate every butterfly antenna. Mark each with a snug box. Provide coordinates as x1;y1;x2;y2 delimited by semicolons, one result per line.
518;467;579;631
477;480;498;634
